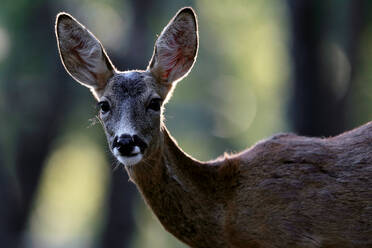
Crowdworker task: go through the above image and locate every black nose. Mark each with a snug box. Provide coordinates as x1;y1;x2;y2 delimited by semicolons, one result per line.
113;134;147;156
113;134;136;156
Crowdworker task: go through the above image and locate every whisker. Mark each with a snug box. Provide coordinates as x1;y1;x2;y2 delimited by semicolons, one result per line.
112;160;121;171
87;115;101;128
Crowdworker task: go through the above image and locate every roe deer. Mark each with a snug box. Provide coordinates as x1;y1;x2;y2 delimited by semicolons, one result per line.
55;7;372;248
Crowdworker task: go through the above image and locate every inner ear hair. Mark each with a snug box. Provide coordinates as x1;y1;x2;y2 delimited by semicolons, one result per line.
55;13;115;99
149;7;198;85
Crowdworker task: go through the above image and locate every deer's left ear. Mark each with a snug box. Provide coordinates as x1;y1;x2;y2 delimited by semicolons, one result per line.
148;7;198;85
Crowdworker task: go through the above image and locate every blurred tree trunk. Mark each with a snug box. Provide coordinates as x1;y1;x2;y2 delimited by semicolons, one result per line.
287;0;365;136
0;1;73;247
0;153;19;248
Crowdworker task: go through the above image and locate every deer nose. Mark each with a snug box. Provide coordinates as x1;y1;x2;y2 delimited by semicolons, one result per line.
113;134;147;156
113;134;136;156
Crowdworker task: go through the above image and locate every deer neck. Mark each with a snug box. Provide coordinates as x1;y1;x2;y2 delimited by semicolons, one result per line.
125;126;226;246
126;125;210;195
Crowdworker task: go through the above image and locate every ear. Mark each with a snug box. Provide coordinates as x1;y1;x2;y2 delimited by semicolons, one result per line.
55;13;115;99
148;7;198;85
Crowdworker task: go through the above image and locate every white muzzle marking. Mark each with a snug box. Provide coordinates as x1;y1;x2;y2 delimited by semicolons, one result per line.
113;147;143;166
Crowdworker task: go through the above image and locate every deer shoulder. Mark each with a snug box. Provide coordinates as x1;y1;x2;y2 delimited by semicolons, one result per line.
221;122;372;247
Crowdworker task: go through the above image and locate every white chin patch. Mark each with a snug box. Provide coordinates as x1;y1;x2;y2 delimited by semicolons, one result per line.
113;148;143;166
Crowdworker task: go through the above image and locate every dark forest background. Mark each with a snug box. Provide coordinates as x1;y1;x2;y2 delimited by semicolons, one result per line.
0;0;371;247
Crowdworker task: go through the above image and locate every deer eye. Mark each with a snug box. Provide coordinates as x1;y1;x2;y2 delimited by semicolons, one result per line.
147;98;162;111
98;101;110;114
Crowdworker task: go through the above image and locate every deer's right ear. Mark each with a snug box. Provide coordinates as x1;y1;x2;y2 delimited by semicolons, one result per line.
55;13;114;99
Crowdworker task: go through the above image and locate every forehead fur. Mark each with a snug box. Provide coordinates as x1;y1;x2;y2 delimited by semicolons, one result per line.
103;71;170;100
110;72;147;97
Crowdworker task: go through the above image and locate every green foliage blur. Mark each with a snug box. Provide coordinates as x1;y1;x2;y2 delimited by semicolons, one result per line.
0;0;371;248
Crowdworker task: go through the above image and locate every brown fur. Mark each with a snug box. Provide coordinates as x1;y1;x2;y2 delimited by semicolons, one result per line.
127;123;372;248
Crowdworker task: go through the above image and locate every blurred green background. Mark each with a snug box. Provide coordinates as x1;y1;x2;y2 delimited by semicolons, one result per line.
0;0;371;247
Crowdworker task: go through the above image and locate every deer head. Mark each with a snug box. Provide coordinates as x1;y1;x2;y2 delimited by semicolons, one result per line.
55;8;198;167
